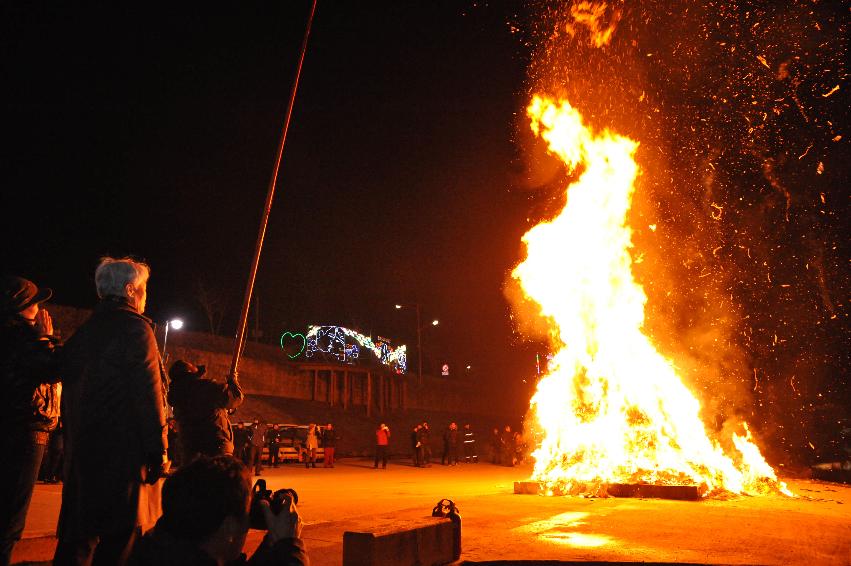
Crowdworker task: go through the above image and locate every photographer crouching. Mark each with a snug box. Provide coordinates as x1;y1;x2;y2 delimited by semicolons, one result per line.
168;360;244;463
129;455;309;565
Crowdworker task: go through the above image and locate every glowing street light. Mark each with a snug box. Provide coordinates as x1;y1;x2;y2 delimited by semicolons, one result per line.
162;318;184;364
394;304;441;387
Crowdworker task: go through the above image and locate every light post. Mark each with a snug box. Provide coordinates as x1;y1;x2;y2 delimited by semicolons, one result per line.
395;304;438;387
162;318;184;365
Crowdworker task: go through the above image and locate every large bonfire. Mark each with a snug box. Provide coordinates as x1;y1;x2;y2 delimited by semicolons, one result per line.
512;95;791;497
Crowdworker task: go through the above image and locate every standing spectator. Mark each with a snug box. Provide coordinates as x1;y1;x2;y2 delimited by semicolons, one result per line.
304;424;318;469
462;423;478;463
513;431;526;466
54;257;168;565
411;424;422;467
501;425;515;467
322;423;338;468
442;423;460;466
249;419;267;476
0;276;61;564
374;423;390;469
418;422;432;467
267;425;281;468
167;359;243;463
490;427;501;465
232;422;250;466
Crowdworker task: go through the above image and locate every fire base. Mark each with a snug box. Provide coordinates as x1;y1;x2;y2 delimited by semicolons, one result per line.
514;481;700;501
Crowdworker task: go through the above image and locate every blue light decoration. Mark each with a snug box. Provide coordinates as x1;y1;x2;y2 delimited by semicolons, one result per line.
302;325;407;374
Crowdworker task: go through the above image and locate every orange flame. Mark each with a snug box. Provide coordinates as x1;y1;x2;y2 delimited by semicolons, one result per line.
513;96;790;497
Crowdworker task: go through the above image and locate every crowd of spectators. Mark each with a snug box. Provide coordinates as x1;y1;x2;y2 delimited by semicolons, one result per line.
374;420;525;469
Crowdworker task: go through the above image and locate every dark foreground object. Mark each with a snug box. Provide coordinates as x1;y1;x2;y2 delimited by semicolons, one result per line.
514;481;700;501
343;517;455;566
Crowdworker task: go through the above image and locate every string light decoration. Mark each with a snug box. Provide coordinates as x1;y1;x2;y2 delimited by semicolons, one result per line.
302;325;407;373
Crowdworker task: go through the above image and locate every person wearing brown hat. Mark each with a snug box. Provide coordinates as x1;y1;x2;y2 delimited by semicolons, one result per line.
167;359;244;463
0;276;61;565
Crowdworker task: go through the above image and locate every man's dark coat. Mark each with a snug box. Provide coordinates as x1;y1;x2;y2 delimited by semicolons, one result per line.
58;296;168;540
168;372;243;459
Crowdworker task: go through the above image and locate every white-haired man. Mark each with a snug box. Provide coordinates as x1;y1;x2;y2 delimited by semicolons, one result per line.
54;257;169;566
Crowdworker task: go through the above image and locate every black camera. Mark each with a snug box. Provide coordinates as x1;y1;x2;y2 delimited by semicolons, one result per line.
249;479;299;530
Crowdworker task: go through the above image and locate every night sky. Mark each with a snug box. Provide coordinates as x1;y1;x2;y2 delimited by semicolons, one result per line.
2;1;848;462
1;1;536;407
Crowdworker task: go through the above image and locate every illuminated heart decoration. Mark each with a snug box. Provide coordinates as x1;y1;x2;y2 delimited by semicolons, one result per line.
280;332;306;359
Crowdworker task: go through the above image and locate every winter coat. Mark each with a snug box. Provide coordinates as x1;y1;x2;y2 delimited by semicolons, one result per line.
463;428;476;445
168;373;243;458
233;427;250;452
443;428;459;448
129;519;309;566
58;296;168;539
250;423;268;448
376;428;390;446
0;314;61;433
305;428;319;450
321;428;338;448
417;427;431;447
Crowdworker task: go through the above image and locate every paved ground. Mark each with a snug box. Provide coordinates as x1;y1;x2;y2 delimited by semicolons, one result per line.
14;458;851;565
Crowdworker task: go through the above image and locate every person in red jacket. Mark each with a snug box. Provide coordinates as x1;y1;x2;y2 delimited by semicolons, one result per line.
374;424;390;469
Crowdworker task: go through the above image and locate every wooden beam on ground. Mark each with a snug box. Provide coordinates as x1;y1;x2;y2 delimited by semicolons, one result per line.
607;483;700;500
513;480;700;500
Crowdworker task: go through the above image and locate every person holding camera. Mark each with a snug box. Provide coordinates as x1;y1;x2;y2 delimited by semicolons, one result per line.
54;257;169;565
168;359;244;463
129;455;309;566
0;276;62;565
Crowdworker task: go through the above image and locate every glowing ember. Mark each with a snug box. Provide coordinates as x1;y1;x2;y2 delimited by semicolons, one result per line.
513;95;791;497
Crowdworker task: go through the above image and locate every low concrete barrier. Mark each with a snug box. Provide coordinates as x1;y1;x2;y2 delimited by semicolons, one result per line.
343;517;456;566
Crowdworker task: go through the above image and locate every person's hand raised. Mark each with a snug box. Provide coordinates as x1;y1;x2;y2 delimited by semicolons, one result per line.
35;309;53;336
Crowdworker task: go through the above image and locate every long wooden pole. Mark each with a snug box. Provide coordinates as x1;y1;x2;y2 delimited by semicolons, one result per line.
229;0;318;379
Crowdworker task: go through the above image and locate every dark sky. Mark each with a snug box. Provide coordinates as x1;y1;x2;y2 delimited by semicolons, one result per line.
1;1;538;411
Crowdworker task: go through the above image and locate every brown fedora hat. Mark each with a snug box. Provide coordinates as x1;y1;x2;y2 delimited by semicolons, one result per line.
0;276;53;314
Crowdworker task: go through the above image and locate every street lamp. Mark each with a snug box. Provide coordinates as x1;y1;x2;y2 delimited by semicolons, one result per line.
162;318;184;364
395;303;438;387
